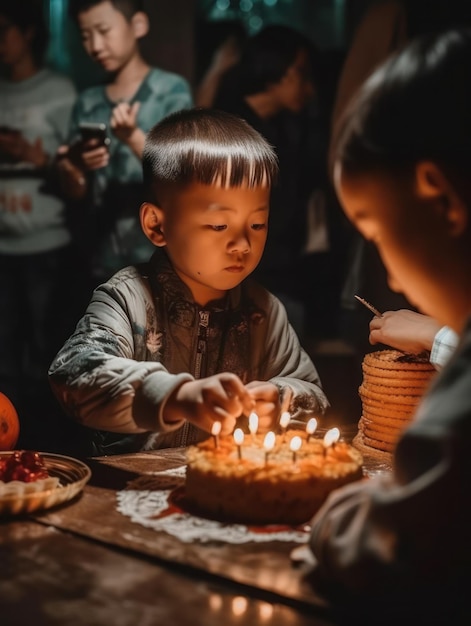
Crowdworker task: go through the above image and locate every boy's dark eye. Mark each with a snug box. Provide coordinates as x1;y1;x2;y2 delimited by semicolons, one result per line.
210;225;227;231
251;223;266;231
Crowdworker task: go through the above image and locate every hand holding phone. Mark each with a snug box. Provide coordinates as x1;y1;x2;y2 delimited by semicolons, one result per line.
79;122;111;149
75;122;110;170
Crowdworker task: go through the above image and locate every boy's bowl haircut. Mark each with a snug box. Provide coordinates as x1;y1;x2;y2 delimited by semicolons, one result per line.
142;108;279;203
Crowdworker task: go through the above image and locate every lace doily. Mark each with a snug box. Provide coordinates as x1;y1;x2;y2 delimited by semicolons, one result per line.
116;466;309;544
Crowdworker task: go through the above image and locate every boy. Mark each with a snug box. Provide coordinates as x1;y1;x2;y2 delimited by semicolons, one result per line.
57;0;193;283
305;29;471;623
49;108;329;455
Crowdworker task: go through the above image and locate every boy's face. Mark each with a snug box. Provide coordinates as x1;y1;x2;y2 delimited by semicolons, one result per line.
76;1;138;71
335;163;448;321
0;16;30;67
144;182;270;306
274;48;315;113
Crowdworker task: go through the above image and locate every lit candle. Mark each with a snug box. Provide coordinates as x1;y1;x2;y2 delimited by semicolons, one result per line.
263;431;276;463
323;427;340;455
233;428;244;460
211;421;221;449
279;411;291;441
289;435;302;463
305;417;318;442
248;411;259;442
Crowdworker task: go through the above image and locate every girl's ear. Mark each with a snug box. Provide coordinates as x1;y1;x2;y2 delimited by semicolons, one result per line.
415;161;468;236
140;202;166;247
131;11;149;39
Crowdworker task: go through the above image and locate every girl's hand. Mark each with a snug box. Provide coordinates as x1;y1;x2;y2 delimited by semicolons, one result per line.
163;373;254;435
245;380;281;432
369;309;440;354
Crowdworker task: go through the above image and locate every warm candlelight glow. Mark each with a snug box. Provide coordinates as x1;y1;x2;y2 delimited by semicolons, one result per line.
290;435;302;463
231;596;248;617
263;431;276;451
248;412;259;436
211;421;222;436
323;427;340;448
233;428;244;445
233;427;244;460
279;411;290;429
306;417;318;437
211;421;221;448
263;431;275;463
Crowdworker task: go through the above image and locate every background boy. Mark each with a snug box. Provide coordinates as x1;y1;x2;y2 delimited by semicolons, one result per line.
57;0;193;284
49;108;329;455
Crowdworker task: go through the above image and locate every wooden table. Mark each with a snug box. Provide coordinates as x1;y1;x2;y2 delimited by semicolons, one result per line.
0;437;391;626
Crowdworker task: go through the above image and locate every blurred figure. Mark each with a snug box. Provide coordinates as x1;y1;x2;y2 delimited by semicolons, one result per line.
194;18;246;108
214;24;318;340
57;0;193;284
0;0;77;446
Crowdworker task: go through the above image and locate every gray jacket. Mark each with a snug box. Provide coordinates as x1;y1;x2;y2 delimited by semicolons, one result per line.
49;251;329;451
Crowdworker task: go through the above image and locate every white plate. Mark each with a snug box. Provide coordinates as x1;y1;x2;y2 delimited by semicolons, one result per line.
0;452;91;515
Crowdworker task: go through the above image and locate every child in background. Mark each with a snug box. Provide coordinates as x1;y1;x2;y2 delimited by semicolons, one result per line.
57;0;193;284
0;0;78;447
306;29;471;623
49;108;329;455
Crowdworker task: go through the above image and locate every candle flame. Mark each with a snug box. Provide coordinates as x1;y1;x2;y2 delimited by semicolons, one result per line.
233;428;244;445
279;411;291;429
323;427;340;448
211;421;222;436
263;431;276;451
289;435;302;452
248;412;259;435
306;417;318;435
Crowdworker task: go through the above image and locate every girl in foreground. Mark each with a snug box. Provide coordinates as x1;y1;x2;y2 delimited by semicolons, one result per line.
307;29;471;624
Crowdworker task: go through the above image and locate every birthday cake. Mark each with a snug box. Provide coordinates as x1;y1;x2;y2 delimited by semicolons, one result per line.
185;433;363;526
354;350;436;455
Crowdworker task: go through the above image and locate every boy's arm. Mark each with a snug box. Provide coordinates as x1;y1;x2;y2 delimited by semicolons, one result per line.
48;274;192;435
254;291;330;419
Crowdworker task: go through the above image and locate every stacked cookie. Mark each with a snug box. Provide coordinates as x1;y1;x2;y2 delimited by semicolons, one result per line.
355;350;436;454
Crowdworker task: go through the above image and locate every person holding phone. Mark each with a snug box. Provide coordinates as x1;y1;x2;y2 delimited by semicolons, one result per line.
57;0;193;284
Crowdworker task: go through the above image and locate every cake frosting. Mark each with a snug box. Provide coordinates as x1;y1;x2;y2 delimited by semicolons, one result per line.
354;350;436;455
185;433;363;526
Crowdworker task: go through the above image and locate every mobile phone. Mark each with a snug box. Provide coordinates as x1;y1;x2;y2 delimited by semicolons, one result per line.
79;122;110;148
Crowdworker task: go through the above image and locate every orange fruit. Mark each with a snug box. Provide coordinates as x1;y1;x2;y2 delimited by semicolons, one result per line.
0;392;20;451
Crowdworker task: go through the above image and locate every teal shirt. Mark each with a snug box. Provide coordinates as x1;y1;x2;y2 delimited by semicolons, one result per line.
69;67;193;279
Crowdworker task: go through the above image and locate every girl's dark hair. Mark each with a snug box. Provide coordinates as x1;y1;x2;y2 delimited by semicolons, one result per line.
142;108;278;203
68;0;143;22
333;29;471;175
0;0;48;64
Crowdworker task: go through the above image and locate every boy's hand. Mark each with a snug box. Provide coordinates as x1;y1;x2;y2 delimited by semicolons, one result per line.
0;130;48;168
110;101;140;143
245;380;281;432
55;145;88;199
78;138;110;171
163;373;254;435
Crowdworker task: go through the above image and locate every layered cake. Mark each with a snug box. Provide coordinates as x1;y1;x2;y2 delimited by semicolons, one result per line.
354;350;436;455
185;433;363;526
